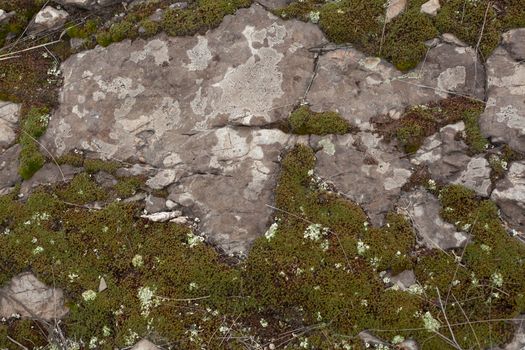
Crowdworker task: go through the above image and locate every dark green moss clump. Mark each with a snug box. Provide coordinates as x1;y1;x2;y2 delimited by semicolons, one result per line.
378;96;486;154
288;105;351;135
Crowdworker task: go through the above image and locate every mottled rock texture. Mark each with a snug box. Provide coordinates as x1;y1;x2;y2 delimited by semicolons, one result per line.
0;101;19;152
0;272;68;320
491;161;525;235
480;30;525;153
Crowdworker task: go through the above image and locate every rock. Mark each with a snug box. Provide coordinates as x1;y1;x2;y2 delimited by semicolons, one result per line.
20;163;81;197
165;199;177;210
115;163;155;177
170;216;190;225
312;132;412;225
0;9;15;24
358;331;389;348
257;0;290;9
42;4;323;253
0;272;68;320
94;171;118;188
502;28;525;61
479;39;525;153
491;161;525;235
398;339;420;350
70;37;86;51
57;0;123;9
98;277;107;292
397;189;470;250
131;339;159;350
390;270;417;291
386;0;407;23
412;122;490;196
29;6;69;34
307;42;485;130
145;194;167;213
141;211;182;223
451;156;492;197
441;33;467;47
0;101;20;152
169;2;188;9
421;0;440;16
0;145;21;194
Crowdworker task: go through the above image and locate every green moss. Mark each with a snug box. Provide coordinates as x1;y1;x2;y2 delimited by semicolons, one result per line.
57;152;85;167
84;159;120;175
110;20;137;42
382;8;438;71
288;105;351;135
58;173;108;204
96;30;113;47
139;18;160;37
436;0;501;58
114;177;144;198
18;139;45;180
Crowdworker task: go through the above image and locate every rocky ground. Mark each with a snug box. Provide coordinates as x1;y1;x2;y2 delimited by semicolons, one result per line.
0;0;524;349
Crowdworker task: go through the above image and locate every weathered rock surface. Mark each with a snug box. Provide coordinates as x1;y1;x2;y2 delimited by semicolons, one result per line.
0;101;19;152
57;0;124;9
421;0;440;16
0;145;21;196
307;41;485;130
412;122;491;196
480;31;525;153
502;28;525;61
131;339;159;350
29;6;69;34
0;272;68;320
390;269;417;290
397;189;469;250
491;161;525;235
386;0;407;23
312;132;412;225
42;4;322;253
20;163;81;197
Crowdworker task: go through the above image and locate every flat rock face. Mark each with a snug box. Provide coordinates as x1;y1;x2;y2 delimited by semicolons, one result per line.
0;101;19;152
42;4;323;253
480;33;525;153
0;272;68;320
307;41;485;130
491;161;525;235
0;145;21;196
398;189;469;250
311;132;412;225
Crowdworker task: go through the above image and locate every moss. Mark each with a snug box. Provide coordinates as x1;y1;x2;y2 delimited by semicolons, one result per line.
110;20;137;42
436;0;501;59
18;140;45;180
288;105;351;135
84;159;120;175
114;177;144;198
377;97;485;154
96;30;113;47
382;8;438;71
57;152;85;168
139;18;160;37
58;173;108;204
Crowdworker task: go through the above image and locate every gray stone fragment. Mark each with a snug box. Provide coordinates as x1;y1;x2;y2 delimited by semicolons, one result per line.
131;339;159;350
0;272;68;320
20;163;81;197
452;156;492;197
169;2;188;9
491;161;525;235
502;28;525;61
386;0;407;23
145;194;167;213
115;164;155;177
421;0;440;16
98;277;107;292
0;145;21;194
312;132;412;225
141;211;182;223
29;6;69;34
0;9;15;24
390;270;417;291
94;171;118;188
479;46;525;153
0;101;20;152
441;33;467;47
398;189;470;250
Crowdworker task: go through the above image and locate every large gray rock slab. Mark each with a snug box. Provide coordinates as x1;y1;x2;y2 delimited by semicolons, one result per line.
42;4;323;253
311;132;412;225
491;161;525;235
0;272;68;320
0;101;19;152
397;189;470;250
307;41;485;130
480;33;525;153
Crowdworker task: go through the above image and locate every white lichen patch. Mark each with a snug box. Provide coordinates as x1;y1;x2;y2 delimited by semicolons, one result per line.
186;36;213;71
131;38;170;66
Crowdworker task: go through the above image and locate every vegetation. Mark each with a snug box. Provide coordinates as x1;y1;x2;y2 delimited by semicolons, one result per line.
1;145;523;348
376;96;486;154
288;105;352;135
18;107;50;180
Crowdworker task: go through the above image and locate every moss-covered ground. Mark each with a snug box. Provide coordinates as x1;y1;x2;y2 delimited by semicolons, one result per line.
0;145;524;349
375;96;487;154
276;0;525;71
287;105;353;135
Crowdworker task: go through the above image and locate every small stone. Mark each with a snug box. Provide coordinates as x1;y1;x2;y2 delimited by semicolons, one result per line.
145;195;167;214
146;169;179;190
385;0;407;23
452;156;492;197
502;28;525;61
131;339;159;350
390;270;417;291
165;199;177;210
170;216;189;225
169;2;188;9
98;277;107;292
0;101;20;151
94;171;118;188
421;0;440;16
29;6;69;34
141;211;182;222
441;33;467;47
